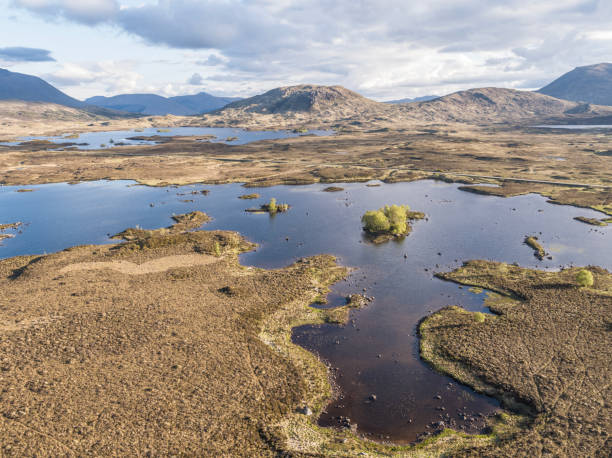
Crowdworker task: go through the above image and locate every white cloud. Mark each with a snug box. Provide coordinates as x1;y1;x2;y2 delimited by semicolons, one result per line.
11;0;612;99
45;61;143;93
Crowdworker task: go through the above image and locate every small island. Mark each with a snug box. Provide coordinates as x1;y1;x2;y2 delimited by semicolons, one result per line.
524;235;548;260
574;216;608;227
0;222;24;242
361;204;425;243
245;197;290;214
238;193;260;199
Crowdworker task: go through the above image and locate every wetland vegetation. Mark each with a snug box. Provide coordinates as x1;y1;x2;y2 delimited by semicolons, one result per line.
361;204;425;243
422;261;611;456
523;235;548;260
245;197;290;214
0;174;609;456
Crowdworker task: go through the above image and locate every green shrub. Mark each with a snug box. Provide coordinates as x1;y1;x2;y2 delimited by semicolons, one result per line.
474;312;486;323
213;241;221;257
361;210;391;232
383;204;409;234
576;269;594;287
361;204;413;234
268;198;277;213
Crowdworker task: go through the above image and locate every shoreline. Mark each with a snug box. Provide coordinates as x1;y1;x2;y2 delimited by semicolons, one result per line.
0;216;518;456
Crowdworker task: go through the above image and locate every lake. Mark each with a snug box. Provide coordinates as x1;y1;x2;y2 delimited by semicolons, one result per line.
0;127;333;150
0;179;609;443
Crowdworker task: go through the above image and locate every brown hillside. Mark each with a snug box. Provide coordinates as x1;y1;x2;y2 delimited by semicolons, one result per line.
203;85;612;129
398;87;612;124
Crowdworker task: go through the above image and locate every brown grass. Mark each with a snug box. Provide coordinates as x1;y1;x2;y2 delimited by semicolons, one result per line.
420;261;612;457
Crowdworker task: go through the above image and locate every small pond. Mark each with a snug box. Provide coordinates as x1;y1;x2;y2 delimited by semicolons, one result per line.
0;127;333;150
0;179;610;443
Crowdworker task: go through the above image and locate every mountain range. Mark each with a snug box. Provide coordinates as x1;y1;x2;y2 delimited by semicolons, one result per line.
85;92;241;116
2;63;612;124
203;84;612;126
0;68;240;116
385;95;440;104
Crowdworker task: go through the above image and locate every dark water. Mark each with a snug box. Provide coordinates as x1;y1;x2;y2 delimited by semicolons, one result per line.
1;180;610;443
0;126;333;150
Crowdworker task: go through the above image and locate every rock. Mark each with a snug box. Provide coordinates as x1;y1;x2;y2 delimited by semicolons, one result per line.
298;406;313;416
369;394;377;401
434;394;442;400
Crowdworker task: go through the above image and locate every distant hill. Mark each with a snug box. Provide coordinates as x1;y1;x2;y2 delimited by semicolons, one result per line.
86;92;240;116
207;84;612;128
218;84;392;116
169;92;241;114
398;87;612;123
0;100;116;130
0;68;85;108
85;94;192;116
538;63;612;106
385;95;439;104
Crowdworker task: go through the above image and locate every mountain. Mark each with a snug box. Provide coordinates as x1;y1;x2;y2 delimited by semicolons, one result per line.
0;68;84;108
86;92;240;116
217;84;392;116
538;63;612;106
206;84;612;128
385;95;439;104
169;92;241;114
85;94;192;116
398;87;612;124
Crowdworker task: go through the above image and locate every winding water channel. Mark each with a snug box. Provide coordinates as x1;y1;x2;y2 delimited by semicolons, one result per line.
1;179;610;443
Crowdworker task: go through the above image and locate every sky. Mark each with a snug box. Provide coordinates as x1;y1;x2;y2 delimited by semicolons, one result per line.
1;0;612;101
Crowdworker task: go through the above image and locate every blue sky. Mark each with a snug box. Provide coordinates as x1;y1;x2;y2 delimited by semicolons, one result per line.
2;0;612;100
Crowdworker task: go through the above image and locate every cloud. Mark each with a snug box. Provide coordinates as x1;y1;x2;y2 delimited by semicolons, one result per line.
11;0;612;98
187;72;203;85
0;46;55;62
116;0;295;52
197;54;225;66
44;61;143;94
13;0;118;25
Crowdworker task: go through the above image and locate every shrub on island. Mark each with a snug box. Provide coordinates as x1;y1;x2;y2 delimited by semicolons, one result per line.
361;204;425;243
245;197;290;214
576;269;594;287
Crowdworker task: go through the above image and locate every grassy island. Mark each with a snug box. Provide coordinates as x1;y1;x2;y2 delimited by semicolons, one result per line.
0;222;23;241
361;204;425;243
523;235;548;260
574;216;608;226
238;193;260;199
245;197;290;214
